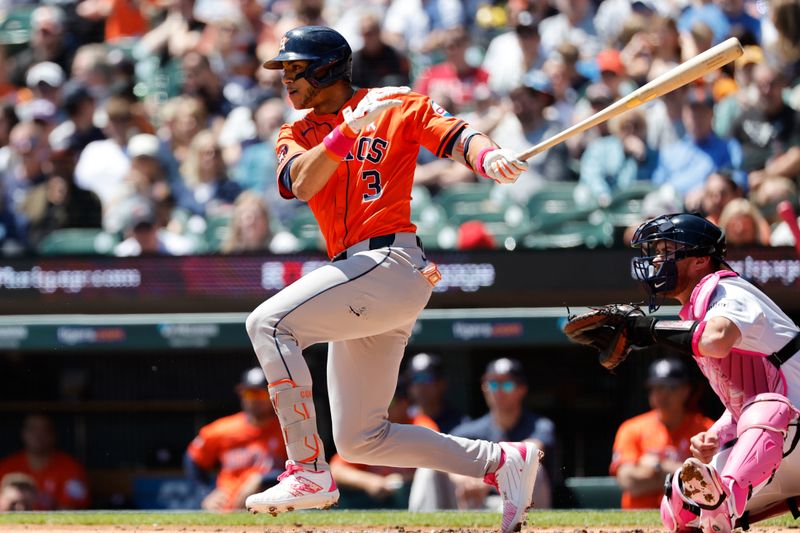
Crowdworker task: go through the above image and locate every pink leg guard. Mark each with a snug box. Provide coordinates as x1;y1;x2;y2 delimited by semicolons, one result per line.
720;393;797;517
661;470;701;532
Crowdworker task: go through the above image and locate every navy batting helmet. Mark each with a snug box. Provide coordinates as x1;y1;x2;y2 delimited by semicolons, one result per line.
630;213;727;310
263;25;352;88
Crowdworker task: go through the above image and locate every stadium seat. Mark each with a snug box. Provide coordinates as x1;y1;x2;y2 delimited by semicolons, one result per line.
0;6;35;46
527;182;596;231
37;228;119;256
565;476;622;509
605;182;658;228
522;212;614;249
287;206;325;252
203;213;233;253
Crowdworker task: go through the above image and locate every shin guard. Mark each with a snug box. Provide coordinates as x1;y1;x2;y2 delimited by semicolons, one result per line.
721;393;797;517
269;379;325;466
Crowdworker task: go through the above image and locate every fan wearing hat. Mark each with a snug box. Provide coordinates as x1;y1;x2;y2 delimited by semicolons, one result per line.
185;367;287;511
447;357;555;510
610;358;713;509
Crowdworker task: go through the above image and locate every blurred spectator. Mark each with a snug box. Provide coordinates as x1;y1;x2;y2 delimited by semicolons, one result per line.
21;128;102;249
717;197;772;246
24;61;65;112
0;102;20;170
482;10;544;96
579;109;658;206
69;44;113;105
220;190;299;254
538;0;600;59
749;175;798;234
74;95;141;209
9;5;75;88
76;0;149;43
0;414;89;510
1;120;50;249
449;357;554;510
185;367;287;511
413;28;488;112
610;358;713;509
180;51;233;119
491;70;573;204
731;63;800;190
767;0;800;82
0;472;38;511
716;0;761;45
197;5;258;88
713;45;764;138
136;0;203;60
0;46;17;102
330;378;436;509
175;129;242;217
404;352;466;433
542;43;589;126
645;66;687;151
677;0;730;46
382;0;464;59
350;13;410;89
685;170;742;225
113;195;195;256
652;84;744;198
160;95;209;166
49;82;105;154
568;82;615;160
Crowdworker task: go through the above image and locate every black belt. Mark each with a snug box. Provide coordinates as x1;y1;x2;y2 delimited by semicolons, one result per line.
767;331;800;368
331;234;423;262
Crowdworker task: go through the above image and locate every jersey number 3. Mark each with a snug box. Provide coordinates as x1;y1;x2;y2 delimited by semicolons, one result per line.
361;170;382;202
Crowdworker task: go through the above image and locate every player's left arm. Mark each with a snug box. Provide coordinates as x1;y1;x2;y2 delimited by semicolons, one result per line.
695;316;741;358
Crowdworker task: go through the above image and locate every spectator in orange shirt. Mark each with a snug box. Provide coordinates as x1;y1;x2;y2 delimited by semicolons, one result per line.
610;358;714;509
329;378;437;509
0;414;89;510
184;367;287;511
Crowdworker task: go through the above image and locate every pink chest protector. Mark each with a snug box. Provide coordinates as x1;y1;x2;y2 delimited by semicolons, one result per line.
680;271;786;418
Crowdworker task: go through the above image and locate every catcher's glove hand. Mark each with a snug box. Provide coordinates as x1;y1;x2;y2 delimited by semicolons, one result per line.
563;304;646;370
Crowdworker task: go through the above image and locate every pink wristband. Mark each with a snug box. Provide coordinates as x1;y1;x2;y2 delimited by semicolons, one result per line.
691;320;707;357
323;125;357;159
475;147;496;178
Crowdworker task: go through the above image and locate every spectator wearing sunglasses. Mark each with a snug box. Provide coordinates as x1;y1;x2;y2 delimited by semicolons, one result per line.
447;357;555;510
184;367;287;511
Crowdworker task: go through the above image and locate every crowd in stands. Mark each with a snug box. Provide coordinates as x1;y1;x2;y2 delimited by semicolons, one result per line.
0;0;798;257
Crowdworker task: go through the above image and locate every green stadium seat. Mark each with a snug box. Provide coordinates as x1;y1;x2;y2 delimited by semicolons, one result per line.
203;213;233;253
527;182;596;231
605;182;658;228
287;206;325;252
522;212;614;249
37;228;119;256
0;6;35;46
565;476;622;509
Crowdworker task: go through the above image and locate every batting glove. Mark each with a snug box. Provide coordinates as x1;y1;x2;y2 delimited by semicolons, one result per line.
480;148;528;184
343;86;410;134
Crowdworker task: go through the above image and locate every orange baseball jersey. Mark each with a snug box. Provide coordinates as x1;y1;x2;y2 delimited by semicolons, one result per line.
187;412;287;510
276;89;466;259
0;451;89;510
610;410;713;509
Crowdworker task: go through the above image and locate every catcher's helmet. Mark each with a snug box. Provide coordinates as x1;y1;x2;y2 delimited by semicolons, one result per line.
630;213;727;310
263;25;352;88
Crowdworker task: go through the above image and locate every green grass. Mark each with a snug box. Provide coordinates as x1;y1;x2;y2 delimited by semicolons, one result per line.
0;509;796;528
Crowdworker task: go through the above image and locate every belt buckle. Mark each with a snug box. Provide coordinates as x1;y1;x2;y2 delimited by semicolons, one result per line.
420;262;442;287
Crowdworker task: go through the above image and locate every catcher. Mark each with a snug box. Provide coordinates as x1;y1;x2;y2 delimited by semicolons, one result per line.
564;212;800;533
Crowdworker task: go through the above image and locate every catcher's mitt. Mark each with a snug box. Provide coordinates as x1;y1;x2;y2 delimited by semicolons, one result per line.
563;304;646;369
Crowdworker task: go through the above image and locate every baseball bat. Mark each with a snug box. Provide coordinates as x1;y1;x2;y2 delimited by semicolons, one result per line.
777;200;800;257
515;37;743;161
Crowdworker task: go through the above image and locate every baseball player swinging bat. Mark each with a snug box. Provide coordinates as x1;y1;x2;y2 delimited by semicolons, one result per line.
515;37;744;161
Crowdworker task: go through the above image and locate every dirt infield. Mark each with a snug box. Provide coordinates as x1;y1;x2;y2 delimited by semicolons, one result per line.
0;526;796;533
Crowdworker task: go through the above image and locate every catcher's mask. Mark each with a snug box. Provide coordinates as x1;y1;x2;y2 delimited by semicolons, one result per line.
630;213;726;311
263;26;352;88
